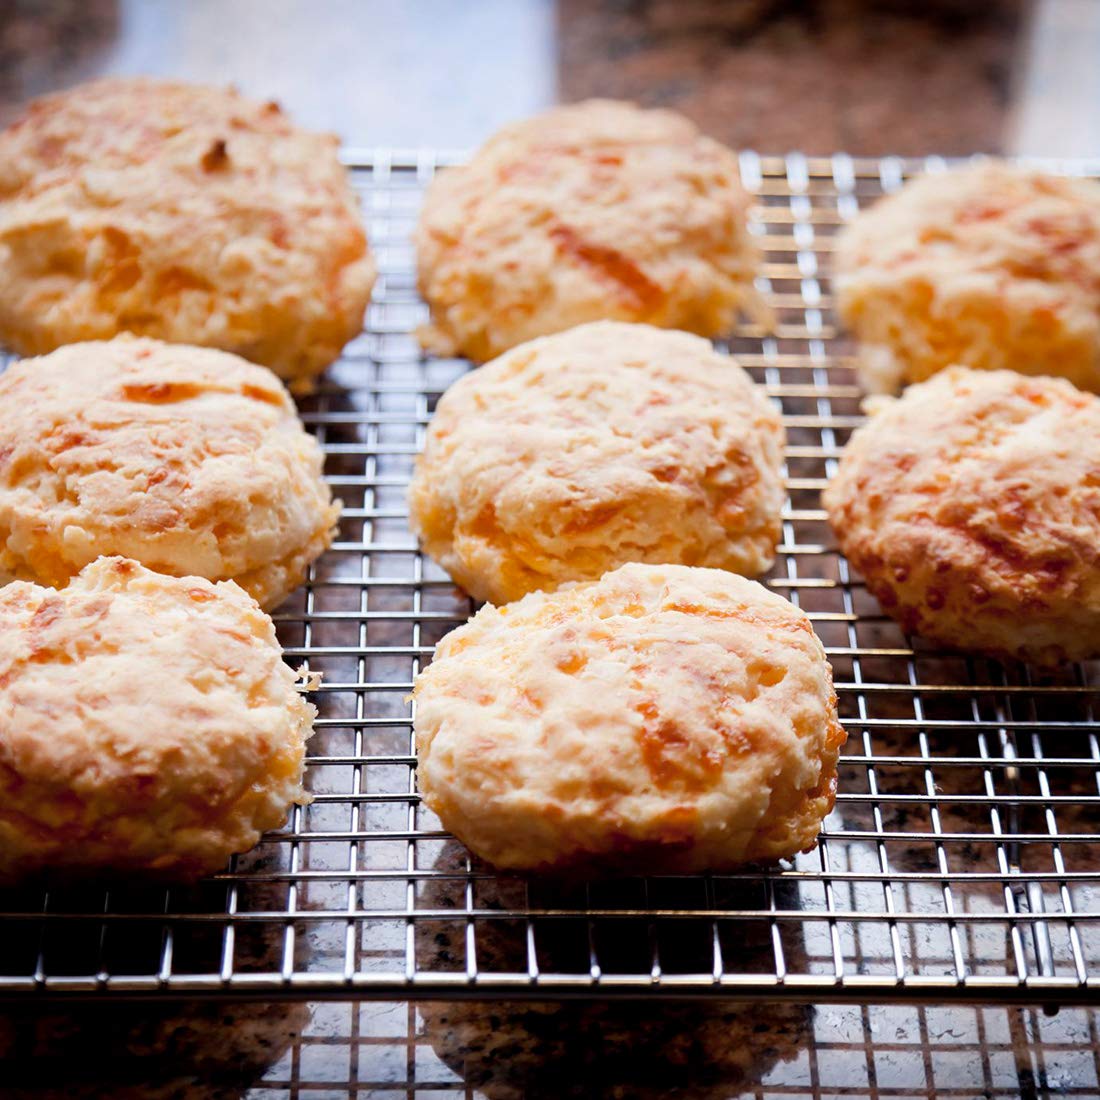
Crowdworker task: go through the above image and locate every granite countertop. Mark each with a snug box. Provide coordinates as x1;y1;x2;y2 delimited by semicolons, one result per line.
3;994;1099;1097
558;0;1028;156
2;1;1100;1095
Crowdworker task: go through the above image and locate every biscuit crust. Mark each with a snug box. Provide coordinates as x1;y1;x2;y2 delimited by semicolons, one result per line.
408;322;785;603
0;77;374;389
415;99;769;361
823;368;1100;664
413;563;844;873
834;161;1100;393
0;558;315;881
0;336;339;609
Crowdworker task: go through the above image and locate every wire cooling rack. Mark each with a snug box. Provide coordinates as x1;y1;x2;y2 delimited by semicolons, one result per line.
3;151;1100;1006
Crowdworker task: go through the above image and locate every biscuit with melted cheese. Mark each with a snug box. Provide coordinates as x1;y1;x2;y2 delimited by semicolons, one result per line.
413;562;844;873
823;367;1100;663
0;336;338;609
834;161;1100;393
416;99;769;361
0;557;315;881
408;321;785;603
0;77;373;389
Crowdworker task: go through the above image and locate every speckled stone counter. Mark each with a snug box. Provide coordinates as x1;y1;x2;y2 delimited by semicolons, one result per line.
2;2;1100;1096
3;997;1100;1097
559;0;1028;156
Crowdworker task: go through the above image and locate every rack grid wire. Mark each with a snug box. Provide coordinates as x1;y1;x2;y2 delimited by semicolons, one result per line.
3;151;1100;1006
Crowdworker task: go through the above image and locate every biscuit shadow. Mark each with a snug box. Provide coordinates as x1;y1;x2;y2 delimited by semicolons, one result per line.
412;843;811;1097
0;844;309;1096
0;843;303;997
0;997;310;1098
418;994;808;1100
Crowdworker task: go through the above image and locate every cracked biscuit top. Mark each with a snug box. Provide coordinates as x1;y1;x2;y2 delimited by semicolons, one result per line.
0;335;338;609
415;99;769;361
408;321;785;604
0;557;314;881
414;562;843;874
834;161;1100;394
0;77;374;388
824;367;1100;664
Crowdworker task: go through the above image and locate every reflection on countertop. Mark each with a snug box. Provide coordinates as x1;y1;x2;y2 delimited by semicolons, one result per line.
3;995;1100;1096
4;840;1100;1097
6;815;1100;1095
410;844;811;1098
0;999;311;1099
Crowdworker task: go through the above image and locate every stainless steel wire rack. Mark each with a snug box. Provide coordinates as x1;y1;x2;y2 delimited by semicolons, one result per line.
3;151;1100;1006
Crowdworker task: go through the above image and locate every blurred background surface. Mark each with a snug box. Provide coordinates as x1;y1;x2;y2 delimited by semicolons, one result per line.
1;0;1098;155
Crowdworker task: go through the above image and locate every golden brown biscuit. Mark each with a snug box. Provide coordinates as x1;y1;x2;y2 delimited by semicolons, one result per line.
413;563;844;873
408;322;785;604
823;367;1100;664
415;99;769;361
0;77;374;390
834;161;1100;393
0;557;315;881
0;336;338;609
